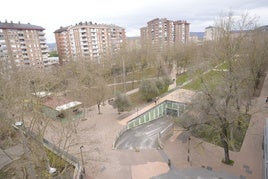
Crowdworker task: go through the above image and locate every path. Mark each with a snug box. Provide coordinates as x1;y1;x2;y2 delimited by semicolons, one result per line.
0;144;24;170
162;71;268;179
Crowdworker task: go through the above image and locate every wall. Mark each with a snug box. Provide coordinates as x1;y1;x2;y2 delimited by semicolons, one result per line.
127;100;187;129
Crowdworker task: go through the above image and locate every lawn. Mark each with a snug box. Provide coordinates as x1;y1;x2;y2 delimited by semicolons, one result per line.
191;114;250;152
176;73;189;86
128;92;147;109
182;70;223;91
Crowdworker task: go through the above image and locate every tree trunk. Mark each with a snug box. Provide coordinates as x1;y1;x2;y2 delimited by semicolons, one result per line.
221;127;230;163
97;101;101;114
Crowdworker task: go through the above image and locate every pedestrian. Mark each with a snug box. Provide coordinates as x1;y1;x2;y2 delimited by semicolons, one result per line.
266;97;268;103
168;159;171;168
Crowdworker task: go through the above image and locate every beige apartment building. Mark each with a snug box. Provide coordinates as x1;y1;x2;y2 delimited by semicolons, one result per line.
54;22;126;64
140;18;190;50
204;26;221;41
0;21;49;71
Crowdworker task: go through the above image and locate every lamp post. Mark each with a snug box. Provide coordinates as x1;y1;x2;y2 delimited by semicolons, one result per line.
187;137;191;165
122;57;126;93
80;146;85;174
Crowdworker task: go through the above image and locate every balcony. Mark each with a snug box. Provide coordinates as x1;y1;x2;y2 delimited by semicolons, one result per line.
41;45;48;49
42;49;49;53
80;28;87;33
21;45;26;49
23;59;30;64
39;32;45;35
91;29;96;32
39;37;46;41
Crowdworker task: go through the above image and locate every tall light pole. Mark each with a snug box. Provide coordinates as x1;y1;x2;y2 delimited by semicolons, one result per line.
187;137;191;165
80;145;85;174
122;58;126;93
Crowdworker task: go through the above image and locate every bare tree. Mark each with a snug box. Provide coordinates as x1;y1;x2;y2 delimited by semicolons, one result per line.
181;11;264;164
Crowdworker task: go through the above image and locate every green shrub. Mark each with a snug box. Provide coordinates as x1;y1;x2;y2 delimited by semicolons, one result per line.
139;79;159;101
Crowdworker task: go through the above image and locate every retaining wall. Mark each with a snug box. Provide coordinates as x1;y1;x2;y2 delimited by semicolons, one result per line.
127;100;187;130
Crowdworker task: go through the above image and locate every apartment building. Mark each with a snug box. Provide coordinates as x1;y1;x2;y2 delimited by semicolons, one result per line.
0;21;49;70
140;18;190;50
54;22;126;64
204;26;222;41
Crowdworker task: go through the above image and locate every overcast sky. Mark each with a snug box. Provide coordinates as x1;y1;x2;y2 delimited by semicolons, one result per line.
1;0;268;43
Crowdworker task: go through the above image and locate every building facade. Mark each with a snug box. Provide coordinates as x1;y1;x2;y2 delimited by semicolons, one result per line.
140;18;190;49
54;22;126;64
0;21;49;71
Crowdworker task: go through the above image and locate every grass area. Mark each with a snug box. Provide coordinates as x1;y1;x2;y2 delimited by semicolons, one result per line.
0;123;20;150
189;114;250;152
46;149;75;173
222;159;234;166
128;92;147;109
215;62;229;70
0;137;75;178
183;70;223;91
128;83;169;109
176;73;189;86
108;67;157;84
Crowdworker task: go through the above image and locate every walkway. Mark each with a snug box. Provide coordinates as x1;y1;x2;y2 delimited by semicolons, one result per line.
0;144;24;170
161;72;268;179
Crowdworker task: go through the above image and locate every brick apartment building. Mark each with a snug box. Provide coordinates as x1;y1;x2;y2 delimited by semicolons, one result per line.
0;21;49;71
54;22;126;64
140;18;190;50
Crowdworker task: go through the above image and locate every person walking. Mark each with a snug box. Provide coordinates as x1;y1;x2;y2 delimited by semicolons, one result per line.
168;159;171;168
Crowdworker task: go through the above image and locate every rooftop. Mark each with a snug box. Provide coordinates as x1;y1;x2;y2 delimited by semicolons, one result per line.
32;91;52;98
0;21;45;31
55;101;82;112
54;21;124;33
43;95;74;109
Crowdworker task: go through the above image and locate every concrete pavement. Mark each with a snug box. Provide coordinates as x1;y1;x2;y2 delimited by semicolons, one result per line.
115;117;172;150
0;144;24;170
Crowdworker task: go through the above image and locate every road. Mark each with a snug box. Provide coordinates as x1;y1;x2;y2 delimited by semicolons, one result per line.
115;118;173;150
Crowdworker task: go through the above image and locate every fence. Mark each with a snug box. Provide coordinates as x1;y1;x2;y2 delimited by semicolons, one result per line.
20;127;83;179
113;125;128;149
157;122;174;149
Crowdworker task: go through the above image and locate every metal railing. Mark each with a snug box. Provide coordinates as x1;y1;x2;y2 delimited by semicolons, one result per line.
263;118;268;179
18;127;83;179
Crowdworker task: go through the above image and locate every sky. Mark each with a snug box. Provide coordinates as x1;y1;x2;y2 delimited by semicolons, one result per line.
1;0;268;43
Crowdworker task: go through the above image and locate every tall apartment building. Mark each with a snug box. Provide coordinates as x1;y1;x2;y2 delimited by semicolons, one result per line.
0;21;49;70
140;18;190;49
204;26;221;41
54;22;126;64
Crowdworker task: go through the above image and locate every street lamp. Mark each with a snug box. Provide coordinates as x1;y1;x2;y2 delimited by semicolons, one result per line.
187;137;191;165
80;146;85;174
122;57;126;93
